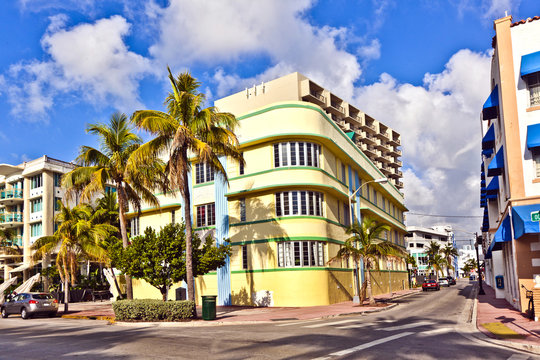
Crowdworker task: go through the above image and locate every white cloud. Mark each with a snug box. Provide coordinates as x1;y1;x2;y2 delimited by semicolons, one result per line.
149;0;362;99
354;49;492;230
4;16;154;119
455;0;520;21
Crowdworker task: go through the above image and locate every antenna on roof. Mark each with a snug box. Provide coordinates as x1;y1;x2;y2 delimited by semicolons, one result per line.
505;10;508;17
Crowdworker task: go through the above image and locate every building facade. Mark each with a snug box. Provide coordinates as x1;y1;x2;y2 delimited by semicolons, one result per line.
0;156;75;282
480;15;540;312
131;72;408;307
405;226;453;276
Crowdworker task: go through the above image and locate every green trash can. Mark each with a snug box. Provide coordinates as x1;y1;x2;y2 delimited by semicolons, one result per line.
202;295;217;320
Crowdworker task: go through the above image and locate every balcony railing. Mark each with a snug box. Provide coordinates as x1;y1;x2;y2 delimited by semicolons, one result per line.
0;212;23;224
0;190;23;200
331;103;345;113
310;92;326;103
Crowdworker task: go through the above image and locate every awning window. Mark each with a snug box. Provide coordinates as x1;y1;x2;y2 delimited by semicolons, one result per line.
511;204;540;240
482;85;499;120
486;176;499;195
485;215;512;259
520;50;540;78
482;126;495;150
526;123;540;149
487;147;504;177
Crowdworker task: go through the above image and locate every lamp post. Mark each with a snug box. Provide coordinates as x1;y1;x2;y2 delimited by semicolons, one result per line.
475;232;485;295
348;177;388;304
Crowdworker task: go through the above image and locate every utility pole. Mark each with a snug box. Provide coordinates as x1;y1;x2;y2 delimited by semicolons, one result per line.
475;232;485;295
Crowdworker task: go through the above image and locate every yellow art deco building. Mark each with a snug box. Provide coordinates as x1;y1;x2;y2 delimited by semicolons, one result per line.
131;72;408;307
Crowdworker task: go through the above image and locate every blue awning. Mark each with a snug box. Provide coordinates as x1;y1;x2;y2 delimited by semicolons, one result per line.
482;86;499;120
487;147;504;177
482;126;495;150
482;148;494;157
520;50;540;77
486;176;499;195
511;204;540;239
527;123;540;149
485;215;512;259
346;131;355;140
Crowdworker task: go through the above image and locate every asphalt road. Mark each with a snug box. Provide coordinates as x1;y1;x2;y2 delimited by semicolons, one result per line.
0;280;537;360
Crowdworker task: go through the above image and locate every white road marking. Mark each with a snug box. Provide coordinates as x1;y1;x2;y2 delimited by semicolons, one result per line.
275;319;320;327
417;327;453;336
312;332;414;359
380;321;435;331
507;355;529;360
336;322;376;329
304;319;362;328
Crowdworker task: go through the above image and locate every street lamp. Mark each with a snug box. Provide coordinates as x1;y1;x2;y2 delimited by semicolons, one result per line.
475;233;485;295
348;177;388;303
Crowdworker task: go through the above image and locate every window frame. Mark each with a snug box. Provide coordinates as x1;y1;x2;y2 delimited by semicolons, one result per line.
277;241;325;268
273;142;321;168
275;191;324;218
196;203;216;227
195;163;215;184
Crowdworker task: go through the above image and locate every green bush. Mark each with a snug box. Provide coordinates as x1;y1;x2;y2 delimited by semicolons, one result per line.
113;299;195;321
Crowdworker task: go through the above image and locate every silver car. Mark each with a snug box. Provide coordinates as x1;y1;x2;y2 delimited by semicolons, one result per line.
1;292;59;319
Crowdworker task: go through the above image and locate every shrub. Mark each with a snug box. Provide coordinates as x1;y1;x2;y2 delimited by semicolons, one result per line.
113;299;195;321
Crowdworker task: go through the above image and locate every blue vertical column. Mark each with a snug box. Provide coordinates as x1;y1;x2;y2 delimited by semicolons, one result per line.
215;156;231;305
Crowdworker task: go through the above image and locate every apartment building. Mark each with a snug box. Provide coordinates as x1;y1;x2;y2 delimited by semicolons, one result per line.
405;226;453;276
480;15;540;312
131;72;408;307
0;156;74;282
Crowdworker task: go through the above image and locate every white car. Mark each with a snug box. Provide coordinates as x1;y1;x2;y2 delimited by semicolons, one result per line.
438;278;449;287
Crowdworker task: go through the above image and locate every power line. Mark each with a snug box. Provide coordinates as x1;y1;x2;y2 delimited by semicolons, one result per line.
408;212;483;218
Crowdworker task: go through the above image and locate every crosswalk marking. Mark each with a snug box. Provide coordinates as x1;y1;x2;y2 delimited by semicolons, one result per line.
417;327;453;336
380;321;435;331
313;332;414;358
275;319;319;327
304;319;361;328
336;322;375;329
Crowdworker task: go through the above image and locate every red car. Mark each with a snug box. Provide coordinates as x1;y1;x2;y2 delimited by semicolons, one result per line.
422;280;440;291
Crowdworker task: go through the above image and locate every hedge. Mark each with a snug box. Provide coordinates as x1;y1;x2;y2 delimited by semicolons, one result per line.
113;299;195;321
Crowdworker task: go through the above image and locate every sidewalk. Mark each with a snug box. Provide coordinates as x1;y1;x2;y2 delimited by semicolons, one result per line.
60;288;421;323
476;282;540;353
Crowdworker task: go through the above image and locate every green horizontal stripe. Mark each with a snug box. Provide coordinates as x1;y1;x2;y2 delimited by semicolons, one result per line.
193;181;214;189
193;225;216;231
229;166;347;188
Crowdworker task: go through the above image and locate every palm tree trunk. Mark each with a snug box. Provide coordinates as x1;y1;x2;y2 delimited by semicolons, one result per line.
183;179;195;313
116;183;133;300
367;268;375;305
64;277;69;313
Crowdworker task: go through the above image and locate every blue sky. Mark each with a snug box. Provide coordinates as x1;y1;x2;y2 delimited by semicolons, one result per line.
0;0;538;235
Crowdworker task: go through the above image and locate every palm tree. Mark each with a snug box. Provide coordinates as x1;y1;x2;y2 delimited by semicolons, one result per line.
427;254;446;281
330;217;405;305
62;112;165;299
131;68;243;305
31;202;115;312
441;244;459;277
425;241;441;260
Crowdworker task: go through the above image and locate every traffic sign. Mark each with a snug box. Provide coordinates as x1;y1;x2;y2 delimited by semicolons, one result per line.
531;211;540;222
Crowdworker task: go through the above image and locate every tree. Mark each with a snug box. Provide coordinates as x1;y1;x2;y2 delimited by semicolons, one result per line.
425;241;441;260
0;228;20;255
427;254;446;281
31;202;115;312
405;254;417;268
62;112;166;300
113;223;231;301
441;244;459;276
131;69;243;306
329;217;405;305
462;258;478;276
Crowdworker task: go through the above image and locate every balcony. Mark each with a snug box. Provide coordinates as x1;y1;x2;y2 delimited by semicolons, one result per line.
360;122;377;134
396;160;403;167
389;137;401;146
396;181;404;189
302;90;327;108
377;154;393;163
0;212;23;228
363;145;378;158
376;131;390;140
375;140;390;151
2;235;23;247
389;147;402;157
0;189;23;205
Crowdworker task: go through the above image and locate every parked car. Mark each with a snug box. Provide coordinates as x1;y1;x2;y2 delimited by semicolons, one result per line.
1;292;58;319
422;280;440;291
446;277;456;285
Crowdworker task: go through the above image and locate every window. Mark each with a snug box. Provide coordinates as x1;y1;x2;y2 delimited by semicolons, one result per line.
196;203;216;227
195;163;214;184
53;173;62;187
242;245;248;269
105;186;116;194
343;203;350;227
424;234;432;239
277;241;324;267
341;163;346;183
372;189;377;205
55;197;61;211
171;210;175;224
131;217;140;237
273;142;321;168
275;191;323;217
31;198;42;213
532;149;540;177
366;185;370;201
239;198;246;222
30;222;42;237
382;198;386;212
409;243;415;248
526;72;540;107
239;153;245;175
31;175;42;189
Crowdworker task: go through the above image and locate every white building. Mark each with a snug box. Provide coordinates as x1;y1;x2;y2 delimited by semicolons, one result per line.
406;226;453;276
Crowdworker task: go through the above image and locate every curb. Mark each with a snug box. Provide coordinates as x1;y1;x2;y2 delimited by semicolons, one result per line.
61;314;115;323
463;282;540;355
